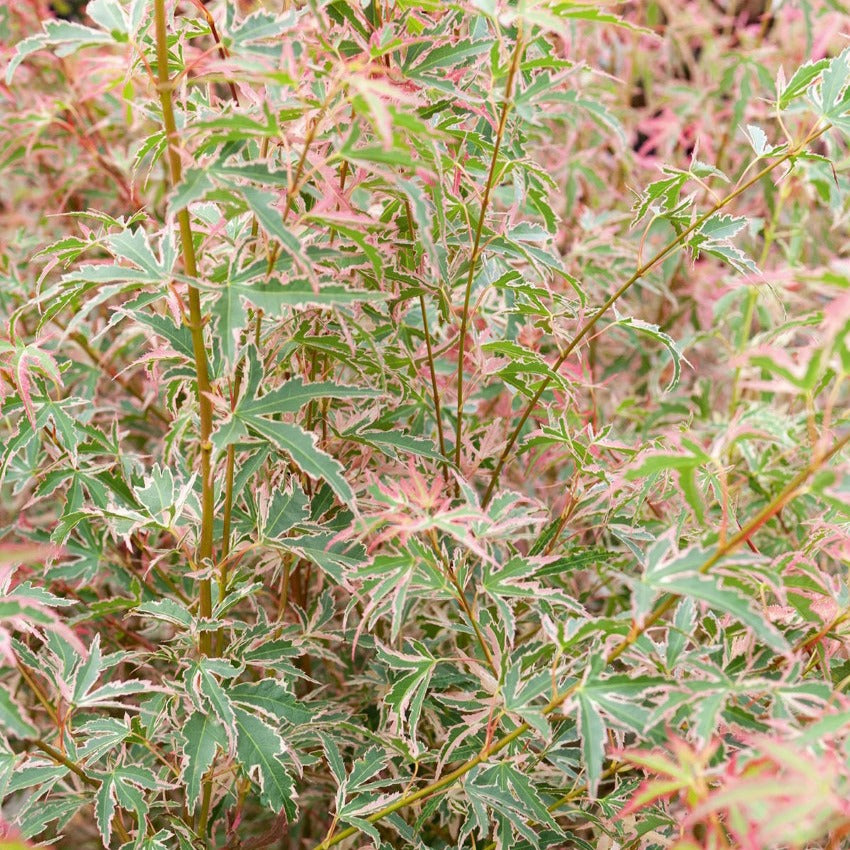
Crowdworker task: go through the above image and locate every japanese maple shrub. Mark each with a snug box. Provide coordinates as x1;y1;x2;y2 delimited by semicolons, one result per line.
1;1;850;849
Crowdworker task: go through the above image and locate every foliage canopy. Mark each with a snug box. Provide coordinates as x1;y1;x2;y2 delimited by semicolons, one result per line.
1;1;850;849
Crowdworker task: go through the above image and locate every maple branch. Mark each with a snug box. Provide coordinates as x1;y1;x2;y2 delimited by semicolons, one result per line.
153;0;216;653
311;426;850;850
454;32;524;471
481;122;830;508
29;738;133;845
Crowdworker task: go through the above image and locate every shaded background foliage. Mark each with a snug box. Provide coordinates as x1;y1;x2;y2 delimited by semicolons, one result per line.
1;1;850;849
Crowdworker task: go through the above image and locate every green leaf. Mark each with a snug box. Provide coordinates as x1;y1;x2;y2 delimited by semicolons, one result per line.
96;766;158;844
238;186;303;257
75;718;130;761
228;8;295;47
261;481;309;539
377;642;437;746
170;168;214;212
94;775;117;847
86;0;131;36
615;317;687;391
220;276;388;310
695;213;747;242
745;124;773;157
229;679;312;726
135;465;176;522
627;441;709;521
0;688;36;738
277;531;365;584
336;747;389;839
817;47;850;119
241;416;353;505
576;690;606;796
136;598;193;629
6;35;47;84
7;764;68;794
180;712;226;815
241;378;378;418
188;661;237;747
242;639;302;675
397;177;447;278
72;633;104;704
106;228;172;280
234;707;296;817
631;170;688;224
132;312;195;361
210;278;387;365
646;545;788;652
667;597;695;669
465;764;560;847
405;38;491;76
778;58;829;109
544;3;651;32
344;429;446;463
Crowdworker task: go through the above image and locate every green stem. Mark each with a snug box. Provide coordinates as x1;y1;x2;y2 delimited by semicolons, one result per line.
401;195;448;467
154;0;215;658
219;315;262;601
450;571;497;674
30;737;98;787
481;123;830;507
197;775;214;837
219;97;321;643
454;32;524;470
218;133;271;622
309;426;850;850
420;294;448;463
428;531;497;676
17;662;59;725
